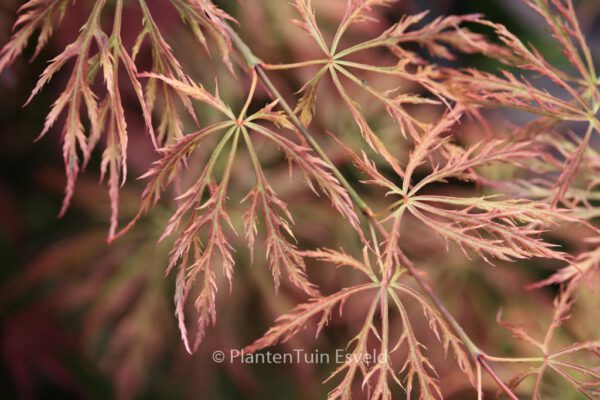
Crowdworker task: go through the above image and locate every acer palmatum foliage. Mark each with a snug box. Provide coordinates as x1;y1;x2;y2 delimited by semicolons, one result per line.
2;0;599;398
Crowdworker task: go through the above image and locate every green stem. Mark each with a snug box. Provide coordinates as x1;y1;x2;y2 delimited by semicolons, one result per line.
262;59;328;70
484;355;545;363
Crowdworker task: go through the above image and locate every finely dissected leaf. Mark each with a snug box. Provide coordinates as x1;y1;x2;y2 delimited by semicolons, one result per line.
277;1;504;177
247;240;477;399
242;134;319;296
407;197;569;264
135;0;234;143
136;1;200;142
388;290;442;400
393;284;475;385
535;131;600;209
169;132;239;353
139;72;233;119
246;122;361;233
328;66;410;177
445;67;588;121
349;11;499;61
0;0;70;73
294;65;327;126
130;71;363;349
292;0;329;54
402;106;463;194
6;0;186;238
525;0;597;86
134;121;232;223
529;238;600;288
138;73;359;235
6;0;600;398
244;283;378;354
443;0;600;205
329;133;400;195
24;0;108;219
169;0;235;72
500;281;600;398
325;295;379;400
302;248;377;281
363;293;396;400
331;104;575;272
444;8;596;118
406;138;540;196
338;106;570;265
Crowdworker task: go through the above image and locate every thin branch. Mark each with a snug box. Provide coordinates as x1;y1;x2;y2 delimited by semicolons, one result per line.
478;356;520;400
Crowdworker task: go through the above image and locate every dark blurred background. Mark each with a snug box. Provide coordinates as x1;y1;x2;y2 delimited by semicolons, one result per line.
0;1;598;399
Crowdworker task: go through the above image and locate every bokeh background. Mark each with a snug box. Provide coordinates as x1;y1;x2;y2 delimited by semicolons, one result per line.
0;1;599;399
